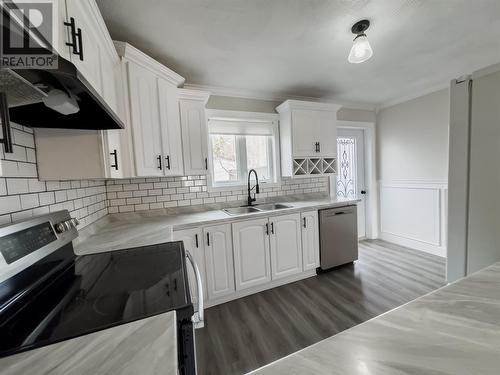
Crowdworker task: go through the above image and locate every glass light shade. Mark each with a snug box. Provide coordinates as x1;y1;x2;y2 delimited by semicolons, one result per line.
348;34;373;64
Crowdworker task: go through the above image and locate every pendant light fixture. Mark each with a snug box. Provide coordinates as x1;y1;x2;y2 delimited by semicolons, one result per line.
348;19;373;64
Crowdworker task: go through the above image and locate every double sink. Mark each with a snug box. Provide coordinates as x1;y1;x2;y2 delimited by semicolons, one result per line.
223;203;292;216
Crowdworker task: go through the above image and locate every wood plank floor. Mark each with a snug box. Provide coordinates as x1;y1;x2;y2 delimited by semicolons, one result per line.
195;240;446;375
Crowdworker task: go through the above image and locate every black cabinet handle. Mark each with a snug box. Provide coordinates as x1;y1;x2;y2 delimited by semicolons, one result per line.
361;190;367;195
303;217;306;228
314;142;321;153
0;92;13;154
206;232;210;246
271;222;274;234
165;155;171;170
76;26;83;61
110;149;118;170
157;155;162;170
64;17;83;61
265;223;269;235
205;157;208;170
195;234;199;248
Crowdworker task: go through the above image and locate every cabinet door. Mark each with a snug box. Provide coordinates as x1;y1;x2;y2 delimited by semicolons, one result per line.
158;79;184;176
292;109;336;157
65;0;103;95
203;224;235;300
315;110;337;157
291;109;318;157
173;229;207;303
127;62;163;176
270;213;303;279
180;99;208;175
232;218;271;291
301;211;320;271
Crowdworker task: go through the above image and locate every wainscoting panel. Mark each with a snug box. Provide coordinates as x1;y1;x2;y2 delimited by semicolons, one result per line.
379;180;448;257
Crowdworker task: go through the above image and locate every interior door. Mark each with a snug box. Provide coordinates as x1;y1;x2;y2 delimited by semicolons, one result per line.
336;128;366;238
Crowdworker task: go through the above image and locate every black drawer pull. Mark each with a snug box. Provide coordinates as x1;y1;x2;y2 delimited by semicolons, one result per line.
110;149;118;170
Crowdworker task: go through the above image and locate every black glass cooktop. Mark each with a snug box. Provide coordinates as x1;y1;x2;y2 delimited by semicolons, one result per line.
0;241;190;357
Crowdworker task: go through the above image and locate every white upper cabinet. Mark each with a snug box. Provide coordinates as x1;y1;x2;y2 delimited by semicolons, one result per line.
158;80;184;176
232;218;271;291
277;100;341;178
35;1;132;180
178;89;210;175
115;42;186;177
269;213;303;280
126;61;164;176
64;0;102;93
203;224;235;300
301;210;320;271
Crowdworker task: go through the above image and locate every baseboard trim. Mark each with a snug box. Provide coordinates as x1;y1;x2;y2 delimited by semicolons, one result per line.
379;232;446;258
204;269;317;308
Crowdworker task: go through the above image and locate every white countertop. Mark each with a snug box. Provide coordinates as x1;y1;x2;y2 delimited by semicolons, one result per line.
75;196;358;255
249;262;500;375
0;311;177;375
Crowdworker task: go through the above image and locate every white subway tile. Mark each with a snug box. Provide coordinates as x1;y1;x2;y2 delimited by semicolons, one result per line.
0;196;21;215
7;178;29;194
21;194;39;209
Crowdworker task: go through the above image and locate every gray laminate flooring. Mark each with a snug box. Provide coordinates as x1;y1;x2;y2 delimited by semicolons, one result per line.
195;240;446;375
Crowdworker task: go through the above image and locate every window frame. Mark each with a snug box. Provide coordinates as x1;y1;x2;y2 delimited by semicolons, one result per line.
206;110;281;192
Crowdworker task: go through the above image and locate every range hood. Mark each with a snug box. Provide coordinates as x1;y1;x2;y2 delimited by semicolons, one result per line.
1;58;125;130
0;2;124;135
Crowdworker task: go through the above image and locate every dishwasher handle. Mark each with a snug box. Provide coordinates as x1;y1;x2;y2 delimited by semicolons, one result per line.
321;207;354;218
185;250;204;329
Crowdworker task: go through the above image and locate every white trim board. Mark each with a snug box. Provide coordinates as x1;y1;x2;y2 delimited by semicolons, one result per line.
183;83;376;111
378;179;448;258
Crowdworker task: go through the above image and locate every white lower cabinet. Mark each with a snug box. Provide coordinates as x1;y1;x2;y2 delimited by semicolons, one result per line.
269;213;303;280
179;210;319;307
301;211;320;271
173;228;207;303
203;224;235;300
232;218;271;291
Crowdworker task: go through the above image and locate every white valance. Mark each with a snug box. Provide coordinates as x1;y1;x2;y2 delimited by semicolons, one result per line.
208;119;275;136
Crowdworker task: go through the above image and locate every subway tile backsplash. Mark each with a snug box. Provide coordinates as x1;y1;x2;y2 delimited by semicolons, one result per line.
0;124;108;228
106;175;329;214
0;124;329;225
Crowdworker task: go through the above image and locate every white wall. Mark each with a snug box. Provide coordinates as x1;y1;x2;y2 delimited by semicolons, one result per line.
376;89;449;257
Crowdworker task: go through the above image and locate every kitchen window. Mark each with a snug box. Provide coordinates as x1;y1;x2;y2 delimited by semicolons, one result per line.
207;113;280;190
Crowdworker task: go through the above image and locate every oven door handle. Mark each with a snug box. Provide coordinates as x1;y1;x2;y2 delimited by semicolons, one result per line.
185;250;204;329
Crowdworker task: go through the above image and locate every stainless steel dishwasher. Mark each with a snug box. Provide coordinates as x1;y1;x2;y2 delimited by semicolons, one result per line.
319;205;358;271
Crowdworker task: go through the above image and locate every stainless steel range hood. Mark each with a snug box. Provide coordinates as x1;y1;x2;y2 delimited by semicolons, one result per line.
1;58;125;130
0;2;124;133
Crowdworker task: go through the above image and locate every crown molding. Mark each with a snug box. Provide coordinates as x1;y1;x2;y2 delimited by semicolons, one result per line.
177;88;211;103
275;99;342;114
183;83;378;110
114;41;185;87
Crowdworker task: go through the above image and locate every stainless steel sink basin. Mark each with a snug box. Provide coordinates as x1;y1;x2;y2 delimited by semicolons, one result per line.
254;203;292;211
223;206;261;216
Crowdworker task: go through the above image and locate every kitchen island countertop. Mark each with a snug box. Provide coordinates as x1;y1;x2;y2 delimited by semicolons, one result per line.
249;262;500;375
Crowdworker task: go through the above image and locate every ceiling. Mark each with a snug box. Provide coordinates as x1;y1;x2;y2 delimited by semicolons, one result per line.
96;0;500;107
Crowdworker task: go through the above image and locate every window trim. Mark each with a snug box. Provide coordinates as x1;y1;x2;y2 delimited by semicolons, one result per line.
206;110;281;193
